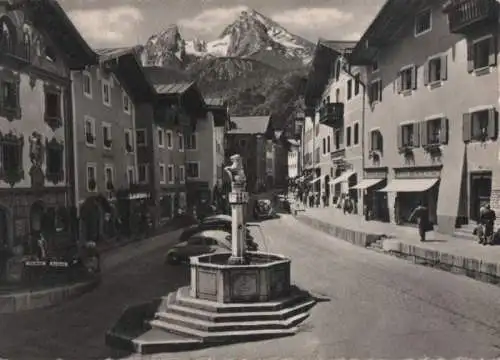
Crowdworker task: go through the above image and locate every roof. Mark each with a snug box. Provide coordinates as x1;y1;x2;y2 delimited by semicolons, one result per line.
95;47;141;62
228;116;271;135
143;66;191;84
154;82;195;95
23;0;96;69
205;98;227;108
350;0;423;64
318;39;357;54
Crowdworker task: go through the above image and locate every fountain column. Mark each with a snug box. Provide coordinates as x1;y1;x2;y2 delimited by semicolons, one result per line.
225;154;249;265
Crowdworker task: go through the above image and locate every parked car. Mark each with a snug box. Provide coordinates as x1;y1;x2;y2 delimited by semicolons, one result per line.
178;214;252;243
166;230;232;265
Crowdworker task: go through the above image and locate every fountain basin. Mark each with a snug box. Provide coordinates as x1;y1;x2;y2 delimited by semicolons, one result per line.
189;252;291;303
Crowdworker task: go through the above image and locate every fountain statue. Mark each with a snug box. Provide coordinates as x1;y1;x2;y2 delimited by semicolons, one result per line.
106;154;316;354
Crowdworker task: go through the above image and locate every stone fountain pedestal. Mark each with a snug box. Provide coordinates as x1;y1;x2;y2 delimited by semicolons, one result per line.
105;155;316;354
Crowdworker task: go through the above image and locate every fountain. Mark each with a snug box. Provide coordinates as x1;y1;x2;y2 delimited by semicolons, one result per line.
106;155;316;354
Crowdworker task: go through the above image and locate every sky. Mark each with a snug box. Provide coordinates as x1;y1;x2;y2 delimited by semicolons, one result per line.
59;0;385;48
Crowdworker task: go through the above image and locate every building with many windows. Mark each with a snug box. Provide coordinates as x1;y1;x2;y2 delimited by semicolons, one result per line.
71;47;155;242
0;0;95;258
348;0;500;234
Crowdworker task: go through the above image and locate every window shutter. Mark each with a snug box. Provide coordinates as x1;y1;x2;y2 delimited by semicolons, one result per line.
440;117;449;144
378;80;382;101
411;66;418;90
423;61;429;86
440;55;448;80
488;108;497;139
397;125;403;149
412;122;420;146
488;36;497;66
467;40;474;73
462;113;471;142
396;72;402;93
420;121;428;146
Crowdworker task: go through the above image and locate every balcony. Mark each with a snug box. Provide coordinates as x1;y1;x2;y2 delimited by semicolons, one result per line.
330;148;346;163
444;0;498;34
319;103;344;127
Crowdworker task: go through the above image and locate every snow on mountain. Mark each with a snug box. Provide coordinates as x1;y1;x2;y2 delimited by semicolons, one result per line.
142;8;314;68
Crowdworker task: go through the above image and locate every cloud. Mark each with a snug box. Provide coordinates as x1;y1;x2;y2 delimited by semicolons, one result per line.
179;6;248;33
68;5;144;46
271;7;354;38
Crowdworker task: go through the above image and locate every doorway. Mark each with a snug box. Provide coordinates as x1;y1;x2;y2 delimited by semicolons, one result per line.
470;172;492;222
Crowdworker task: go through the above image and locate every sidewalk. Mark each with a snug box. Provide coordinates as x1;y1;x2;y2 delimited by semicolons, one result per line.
293;205;500;284
0;227;184;314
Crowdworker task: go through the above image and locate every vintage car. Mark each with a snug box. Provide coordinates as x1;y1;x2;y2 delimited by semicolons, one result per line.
178;214;253;244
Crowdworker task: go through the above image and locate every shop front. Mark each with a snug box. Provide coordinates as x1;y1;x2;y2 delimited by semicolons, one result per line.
353;168;389;222
330;169;357;209
378;167;441;226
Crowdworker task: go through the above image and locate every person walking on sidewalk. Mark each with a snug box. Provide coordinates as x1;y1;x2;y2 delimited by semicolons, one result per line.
409;202;431;242
479;204;496;245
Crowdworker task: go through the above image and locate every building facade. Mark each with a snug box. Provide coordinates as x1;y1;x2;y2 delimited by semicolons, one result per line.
287;139;300;179
226;116;272;193
349;0;500;234
0;1;95;257
71;47;154;241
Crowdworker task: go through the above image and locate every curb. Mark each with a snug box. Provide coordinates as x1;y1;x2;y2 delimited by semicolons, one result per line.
0;278;99;314
294;213;500;286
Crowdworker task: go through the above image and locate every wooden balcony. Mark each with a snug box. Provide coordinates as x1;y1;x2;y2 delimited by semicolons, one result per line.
444;0;498;34
319;102;344;127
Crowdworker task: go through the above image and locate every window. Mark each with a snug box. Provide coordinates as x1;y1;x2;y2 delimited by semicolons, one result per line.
425;55;447;84
370;130;383;151
464;109;497;142
138;164;148;183
157;129;164;148
83;72;92;97
468;36;496;72
124;129;133;153
123;92;130;113
335;60;341;81
167;165;174;184
136;129;146;147
334;129;342;149
159;163;166;184
427;119;442;144
354;123;359;145
86;164;97;192
178;133;184;151
102;123;112;149
347;79;352;100
102;80;111;106
322;138;326;154
399;123;418;147
415;9;431;36
1;80;19;113
166;130;173;149
0;134;23;185
44;87;62;129
346;126;352;147
23;30;30;59
327;135;331;152
372;60;379;72
354;74;360;96
369;79;382;104
84;116;96;146
127;166;135;185
0;18;14;53
45;46;56;62
186;133;197;150
179;165;185;183
398;66;417;92
104;165;114;190
46;139;64;184
186;162;200;179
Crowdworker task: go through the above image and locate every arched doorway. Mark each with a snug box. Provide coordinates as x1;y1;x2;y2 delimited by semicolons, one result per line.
324;175;330;206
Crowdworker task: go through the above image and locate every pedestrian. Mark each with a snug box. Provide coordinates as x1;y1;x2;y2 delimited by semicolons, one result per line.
408;202;431;242
479;204;496;245
321;193;327;207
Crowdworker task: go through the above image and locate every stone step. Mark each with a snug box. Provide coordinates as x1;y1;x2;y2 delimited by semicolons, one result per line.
149;320;297;343
165;299;316;323
153;310;309;333
175;287;308;313
453;227;476;240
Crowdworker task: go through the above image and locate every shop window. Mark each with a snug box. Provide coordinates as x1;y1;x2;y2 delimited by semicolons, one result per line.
44;87;62;129
398;66;417;93
46;138;64;184
468;36;496;72
369;79;382;104
84;117;96;146
0;133;23;185
415;9;431;36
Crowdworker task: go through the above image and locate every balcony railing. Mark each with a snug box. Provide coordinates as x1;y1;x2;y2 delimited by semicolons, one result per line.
444;0;498;33
319;102;344;127
330;148;346;162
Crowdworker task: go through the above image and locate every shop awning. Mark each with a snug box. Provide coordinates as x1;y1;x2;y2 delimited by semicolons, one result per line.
350;178;384;190
330;170;356;186
378;178;439;192
309;174;326;184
